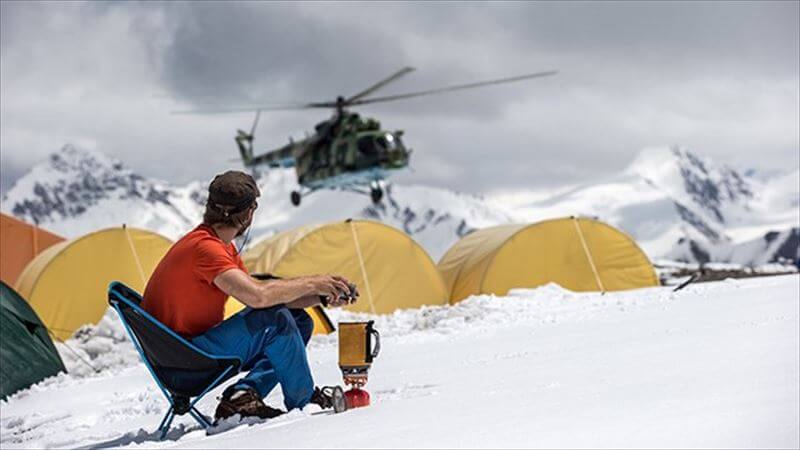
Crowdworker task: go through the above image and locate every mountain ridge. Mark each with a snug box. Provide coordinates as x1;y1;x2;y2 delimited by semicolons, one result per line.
2;144;797;265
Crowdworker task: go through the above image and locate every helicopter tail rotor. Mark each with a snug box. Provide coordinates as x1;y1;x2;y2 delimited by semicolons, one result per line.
250;109;262;136
235;110;261;165
235;131;254;165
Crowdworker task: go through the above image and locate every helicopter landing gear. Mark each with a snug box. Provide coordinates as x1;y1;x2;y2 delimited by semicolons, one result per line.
369;180;384;205
290;190;302;207
290;188;320;207
370;187;383;204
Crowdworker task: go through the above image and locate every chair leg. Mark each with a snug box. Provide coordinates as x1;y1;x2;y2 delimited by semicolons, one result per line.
157;405;174;431
189;406;212;429
158;408;176;440
156;404;210;440
181;365;234;432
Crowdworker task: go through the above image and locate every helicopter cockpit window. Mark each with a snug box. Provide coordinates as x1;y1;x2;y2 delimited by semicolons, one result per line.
375;136;388;152
370;133;401;153
379;133;403;151
357;136;378;156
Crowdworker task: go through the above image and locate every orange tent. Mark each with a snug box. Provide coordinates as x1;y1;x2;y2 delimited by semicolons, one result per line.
0;213;65;285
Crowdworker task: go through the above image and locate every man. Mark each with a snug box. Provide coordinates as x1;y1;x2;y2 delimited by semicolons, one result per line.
143;170;356;421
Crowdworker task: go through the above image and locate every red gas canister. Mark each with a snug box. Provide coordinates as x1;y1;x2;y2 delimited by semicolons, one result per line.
344;387;371;409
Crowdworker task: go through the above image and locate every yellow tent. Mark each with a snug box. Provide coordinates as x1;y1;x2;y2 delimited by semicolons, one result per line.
438;217;659;303
15;226;172;340
238;220;449;314
224;301;335;335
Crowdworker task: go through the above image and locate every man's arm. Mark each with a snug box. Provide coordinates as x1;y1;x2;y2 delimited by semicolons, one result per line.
285;295;323;310
213;269;352;309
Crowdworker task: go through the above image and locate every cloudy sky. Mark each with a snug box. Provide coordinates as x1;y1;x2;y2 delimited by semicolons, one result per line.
1;1;798;197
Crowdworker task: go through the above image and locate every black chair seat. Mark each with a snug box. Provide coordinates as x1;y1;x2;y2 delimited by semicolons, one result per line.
108;282;242;437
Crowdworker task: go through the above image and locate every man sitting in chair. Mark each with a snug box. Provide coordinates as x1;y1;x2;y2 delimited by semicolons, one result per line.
143;170;356;421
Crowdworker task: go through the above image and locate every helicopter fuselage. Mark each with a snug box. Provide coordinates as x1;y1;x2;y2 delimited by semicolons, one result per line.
243;111;410;192
296;129;408;186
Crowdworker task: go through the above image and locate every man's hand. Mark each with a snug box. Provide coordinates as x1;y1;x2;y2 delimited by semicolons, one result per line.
214;270;358;309
326;292;357;307
326;279;359;307
304;275;352;301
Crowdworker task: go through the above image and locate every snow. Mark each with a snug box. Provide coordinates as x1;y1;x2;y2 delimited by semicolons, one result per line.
236;171;514;261
0;146;512;262
2;144;797;265
503;146;799;265
0;144;202;239
2;276;798;448
54;308;142;379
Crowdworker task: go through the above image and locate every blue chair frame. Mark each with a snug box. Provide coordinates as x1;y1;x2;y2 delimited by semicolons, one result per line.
108;282;243;439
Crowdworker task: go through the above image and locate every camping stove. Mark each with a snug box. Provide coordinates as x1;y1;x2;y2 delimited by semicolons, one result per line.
338;321;380;408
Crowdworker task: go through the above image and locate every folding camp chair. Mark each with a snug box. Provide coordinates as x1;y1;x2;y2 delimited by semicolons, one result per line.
108;282;242;439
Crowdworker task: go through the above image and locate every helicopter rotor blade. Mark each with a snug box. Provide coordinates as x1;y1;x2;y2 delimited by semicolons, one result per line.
171;69;556;113
349;70;558;106
345;66;416;104
171;103;329;115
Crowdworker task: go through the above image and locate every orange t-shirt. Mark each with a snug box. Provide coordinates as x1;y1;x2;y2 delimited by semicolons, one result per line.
143;224;247;337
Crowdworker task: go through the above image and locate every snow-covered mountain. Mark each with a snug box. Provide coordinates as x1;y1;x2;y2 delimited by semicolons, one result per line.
0;144;512;260
1;144;206;239
1;144;797;265
503;146;799;266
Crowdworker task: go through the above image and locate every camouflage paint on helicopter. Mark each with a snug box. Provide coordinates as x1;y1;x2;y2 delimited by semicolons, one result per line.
179;67;556;206
237;111;410;204
296;114;408;186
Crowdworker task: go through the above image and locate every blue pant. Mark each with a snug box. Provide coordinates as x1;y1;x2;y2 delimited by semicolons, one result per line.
192;306;315;411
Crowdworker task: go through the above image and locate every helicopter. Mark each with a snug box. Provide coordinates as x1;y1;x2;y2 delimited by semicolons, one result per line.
179;67;557;206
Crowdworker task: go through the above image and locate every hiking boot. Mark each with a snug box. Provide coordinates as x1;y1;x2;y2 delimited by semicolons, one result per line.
309;386;347;413
214;387;284;422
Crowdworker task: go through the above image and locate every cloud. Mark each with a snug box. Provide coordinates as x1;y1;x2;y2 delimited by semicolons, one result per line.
1;1;798;198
